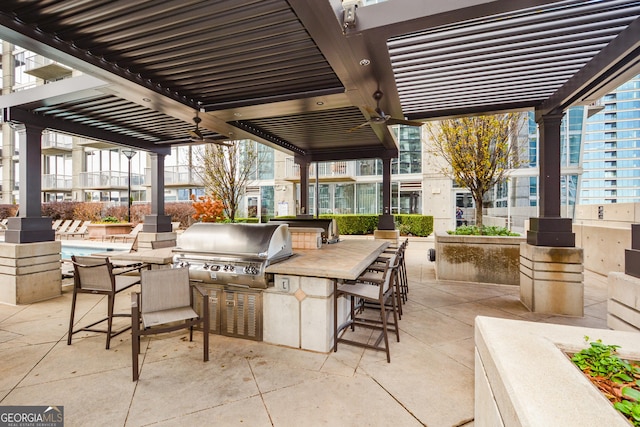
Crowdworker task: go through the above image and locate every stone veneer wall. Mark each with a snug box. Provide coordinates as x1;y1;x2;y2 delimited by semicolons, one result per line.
435;232;525;285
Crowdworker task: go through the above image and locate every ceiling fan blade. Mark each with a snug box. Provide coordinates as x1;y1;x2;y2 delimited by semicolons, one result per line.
190;136;234;146
188;128;203;139
347;122;371;133
208;140;234;147
386;118;424;127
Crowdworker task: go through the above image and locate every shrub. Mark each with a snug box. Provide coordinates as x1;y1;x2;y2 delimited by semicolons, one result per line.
131;203;150;224
165;202;195;229
0;204;18;219
322;214;379;235
191;194;226;222
103;205;128;222
100;216;121;223
42;201;80;220
448;225;519;236
73;202;102;221
394;214;433;237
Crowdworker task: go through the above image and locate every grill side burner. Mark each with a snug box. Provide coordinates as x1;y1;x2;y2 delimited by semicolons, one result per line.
269;218;339;244
173;223;293;289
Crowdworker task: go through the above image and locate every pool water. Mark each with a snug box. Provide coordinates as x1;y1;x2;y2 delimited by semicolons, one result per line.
61;246;117;259
60;242;129;260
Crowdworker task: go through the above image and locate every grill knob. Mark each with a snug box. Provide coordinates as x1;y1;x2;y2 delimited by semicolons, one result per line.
178;261;190;268
244;265;259;275
202;263;210;270
224;264;234;272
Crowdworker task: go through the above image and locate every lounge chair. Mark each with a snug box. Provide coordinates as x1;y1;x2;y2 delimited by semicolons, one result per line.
57;219;81;239
60;221;92;239
55;219;73;234
51;219;62;231
110;223;144;242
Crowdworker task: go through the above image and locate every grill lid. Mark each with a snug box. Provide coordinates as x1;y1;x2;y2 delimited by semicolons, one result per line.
176;223;292;261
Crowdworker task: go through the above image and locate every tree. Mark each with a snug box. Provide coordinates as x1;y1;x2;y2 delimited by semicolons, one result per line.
193;141;258;221
426;113;524;227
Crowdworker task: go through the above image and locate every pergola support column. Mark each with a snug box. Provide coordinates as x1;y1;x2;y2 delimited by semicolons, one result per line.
520;111;583;316
5;124;54;243
296;158;311;218
143;152;171;234
526;112;575;247
374;156;399;244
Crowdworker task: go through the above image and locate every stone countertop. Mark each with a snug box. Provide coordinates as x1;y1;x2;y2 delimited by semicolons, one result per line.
102;247;175;264
265;239;389;280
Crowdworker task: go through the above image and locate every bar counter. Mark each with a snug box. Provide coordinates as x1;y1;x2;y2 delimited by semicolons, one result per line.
265;239;388;280
264;239;389;352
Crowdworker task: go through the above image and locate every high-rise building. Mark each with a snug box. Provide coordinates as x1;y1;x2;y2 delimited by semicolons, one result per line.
581;75;640;204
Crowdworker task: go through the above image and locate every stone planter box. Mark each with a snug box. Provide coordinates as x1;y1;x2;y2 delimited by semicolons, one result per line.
434;231;525;285
475;316;640;426
608;271;640;332
87;223;132;239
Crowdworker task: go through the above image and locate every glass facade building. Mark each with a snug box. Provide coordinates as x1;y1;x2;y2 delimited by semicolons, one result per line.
582;75;640;204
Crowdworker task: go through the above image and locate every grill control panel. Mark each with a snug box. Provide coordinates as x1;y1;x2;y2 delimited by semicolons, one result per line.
172;255;268;287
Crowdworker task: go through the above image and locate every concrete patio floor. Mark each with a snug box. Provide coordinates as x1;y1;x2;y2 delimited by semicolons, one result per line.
0;237;610;426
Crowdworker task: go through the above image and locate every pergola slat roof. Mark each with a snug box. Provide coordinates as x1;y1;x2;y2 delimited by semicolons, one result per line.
0;0;638;160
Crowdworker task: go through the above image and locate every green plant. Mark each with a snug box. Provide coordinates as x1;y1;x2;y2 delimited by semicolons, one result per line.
100;216;121;223
448;225;519;236
572;338;640;426
572;340;638;382
615;387;640;426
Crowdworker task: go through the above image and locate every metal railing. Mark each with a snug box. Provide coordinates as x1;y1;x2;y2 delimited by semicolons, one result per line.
144;165;203;186
42;174;72;190
284;158;355;179
24;55;72;74
41;132;73;150
78;171;145;188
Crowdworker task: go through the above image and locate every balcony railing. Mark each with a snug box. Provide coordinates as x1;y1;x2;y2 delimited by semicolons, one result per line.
42;174;72;190
284;158;355;179
78;171;145;188
23;55;72;81
42;132;73;151
144;165;203;186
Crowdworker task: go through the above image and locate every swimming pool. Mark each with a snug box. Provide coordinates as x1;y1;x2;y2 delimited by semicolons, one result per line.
60;241;130;260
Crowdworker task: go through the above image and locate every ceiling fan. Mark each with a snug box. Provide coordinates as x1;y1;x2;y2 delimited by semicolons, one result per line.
348;90;423;132
188;112;233;146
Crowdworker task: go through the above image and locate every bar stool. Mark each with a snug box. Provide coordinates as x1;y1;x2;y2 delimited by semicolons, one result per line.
333;256;400;363
371;240;407;317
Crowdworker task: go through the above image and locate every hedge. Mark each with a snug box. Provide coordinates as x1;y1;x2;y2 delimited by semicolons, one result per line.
273;214;433;237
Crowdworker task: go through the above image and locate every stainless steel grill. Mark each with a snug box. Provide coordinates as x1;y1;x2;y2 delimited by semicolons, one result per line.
172;222;292;289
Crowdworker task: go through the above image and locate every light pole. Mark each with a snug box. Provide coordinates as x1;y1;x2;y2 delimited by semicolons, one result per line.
122;149;137;222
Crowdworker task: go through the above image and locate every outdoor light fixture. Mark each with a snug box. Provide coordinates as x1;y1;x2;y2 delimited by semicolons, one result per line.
342;0;361;30
122;149;137;222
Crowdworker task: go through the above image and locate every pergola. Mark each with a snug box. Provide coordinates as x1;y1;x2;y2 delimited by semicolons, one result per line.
0;0;639;246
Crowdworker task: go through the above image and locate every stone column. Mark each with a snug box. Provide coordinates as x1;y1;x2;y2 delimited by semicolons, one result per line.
520;111;582;316
1;41;15;204
0;122;60;304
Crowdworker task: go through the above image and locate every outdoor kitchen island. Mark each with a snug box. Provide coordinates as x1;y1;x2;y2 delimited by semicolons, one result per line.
264;239;389;353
